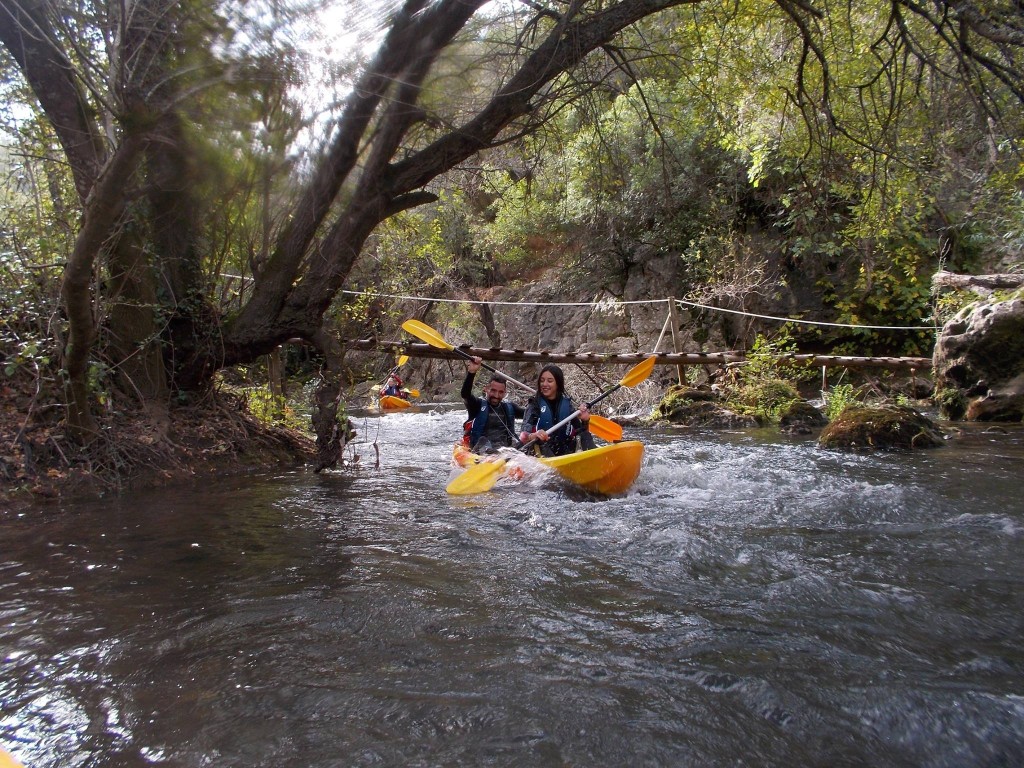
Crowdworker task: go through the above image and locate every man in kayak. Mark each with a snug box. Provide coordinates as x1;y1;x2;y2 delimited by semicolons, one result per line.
462;357;525;453
519;364;595;457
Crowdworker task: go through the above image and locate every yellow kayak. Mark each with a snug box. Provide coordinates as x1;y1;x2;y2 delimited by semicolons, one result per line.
378;395;412;410
540;440;644;495
453;441;644;495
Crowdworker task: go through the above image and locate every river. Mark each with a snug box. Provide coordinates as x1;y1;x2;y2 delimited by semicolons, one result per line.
2;406;1023;767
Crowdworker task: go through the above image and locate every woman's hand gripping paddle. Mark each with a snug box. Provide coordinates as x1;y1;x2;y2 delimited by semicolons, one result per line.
446;355;656;495
401;319;623;442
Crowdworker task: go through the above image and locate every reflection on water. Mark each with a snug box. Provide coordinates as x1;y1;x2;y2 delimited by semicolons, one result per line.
2;408;1023;767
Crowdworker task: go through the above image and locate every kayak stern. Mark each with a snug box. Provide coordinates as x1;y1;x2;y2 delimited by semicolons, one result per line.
540;440;644;495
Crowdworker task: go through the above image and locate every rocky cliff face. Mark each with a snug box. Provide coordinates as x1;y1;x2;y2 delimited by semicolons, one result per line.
476;249;792;390
933;296;1024;421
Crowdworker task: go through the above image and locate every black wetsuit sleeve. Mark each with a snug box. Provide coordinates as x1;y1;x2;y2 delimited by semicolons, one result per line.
462;371;481;419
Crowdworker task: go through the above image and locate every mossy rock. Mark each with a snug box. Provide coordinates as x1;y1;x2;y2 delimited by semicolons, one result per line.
655;398;759;428
779;400;827;434
662;385;719;404
655;387;718;420
819;405;944;450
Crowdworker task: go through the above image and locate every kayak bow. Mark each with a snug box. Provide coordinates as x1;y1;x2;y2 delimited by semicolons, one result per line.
540;441;644;496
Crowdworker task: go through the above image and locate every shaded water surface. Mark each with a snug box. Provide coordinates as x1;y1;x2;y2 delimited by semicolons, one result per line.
2;409;1024;766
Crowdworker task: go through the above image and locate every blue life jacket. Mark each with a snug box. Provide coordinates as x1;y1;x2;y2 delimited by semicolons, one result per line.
470;400;517;446
533;395;575;439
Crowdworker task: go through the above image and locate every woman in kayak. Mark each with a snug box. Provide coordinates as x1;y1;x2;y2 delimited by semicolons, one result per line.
519;364;595;457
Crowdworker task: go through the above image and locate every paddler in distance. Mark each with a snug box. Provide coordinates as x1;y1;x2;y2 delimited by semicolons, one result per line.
380;372;412;400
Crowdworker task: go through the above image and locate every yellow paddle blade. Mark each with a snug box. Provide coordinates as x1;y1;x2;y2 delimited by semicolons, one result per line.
406;388;420;398
589;414;623;442
401;319;453;350
397;354;409;366
621;355;657;388
446;459;507;495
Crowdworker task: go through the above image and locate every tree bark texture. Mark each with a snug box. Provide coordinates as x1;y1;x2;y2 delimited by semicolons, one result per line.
309;330;355;472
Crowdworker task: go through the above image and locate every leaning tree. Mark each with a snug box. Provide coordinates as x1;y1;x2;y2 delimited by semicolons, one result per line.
1;0;1021;468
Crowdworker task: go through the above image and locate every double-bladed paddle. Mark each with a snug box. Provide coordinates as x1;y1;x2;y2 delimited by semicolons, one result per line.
401;319;624;442
445;355;656;495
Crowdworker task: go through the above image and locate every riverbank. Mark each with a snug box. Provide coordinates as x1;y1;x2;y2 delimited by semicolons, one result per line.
0;383;314;510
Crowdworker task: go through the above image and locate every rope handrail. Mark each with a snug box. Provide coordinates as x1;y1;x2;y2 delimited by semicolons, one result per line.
339;289;940;332
346;339;933;370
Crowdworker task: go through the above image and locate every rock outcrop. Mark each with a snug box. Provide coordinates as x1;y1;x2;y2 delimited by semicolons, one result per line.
779;400;828;434
653;385;758;428
819;405;945;450
933;296;1024;421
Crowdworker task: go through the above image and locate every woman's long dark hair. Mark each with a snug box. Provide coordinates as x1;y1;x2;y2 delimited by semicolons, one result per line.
537;364;565;402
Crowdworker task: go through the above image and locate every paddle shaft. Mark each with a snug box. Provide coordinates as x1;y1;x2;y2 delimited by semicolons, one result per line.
380;365;402;386
452;347;534;394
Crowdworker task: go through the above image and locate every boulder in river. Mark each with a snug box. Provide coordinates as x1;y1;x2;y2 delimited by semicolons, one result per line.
819;405;945;450
932;295;1024;421
654;386;759;428
779;400;828;435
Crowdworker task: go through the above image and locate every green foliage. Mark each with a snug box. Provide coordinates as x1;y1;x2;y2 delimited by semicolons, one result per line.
740;331;815;386
243;386;307;431
934;385;968;420
2;337;49;378
823;383;859;421
822;236;936;356
933;290;979;324
479;160;573;280
0;142;66;387
718;331;813;423
735;379;802;423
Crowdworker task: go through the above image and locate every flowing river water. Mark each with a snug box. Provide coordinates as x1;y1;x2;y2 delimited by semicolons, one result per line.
2;406;1023;767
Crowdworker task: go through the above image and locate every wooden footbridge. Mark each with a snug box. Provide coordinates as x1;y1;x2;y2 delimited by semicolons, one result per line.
345;338;932;372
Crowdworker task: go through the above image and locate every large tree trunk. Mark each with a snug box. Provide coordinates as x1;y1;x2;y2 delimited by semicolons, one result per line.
309;329;355;472
61;137;147;440
105;234;170;403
